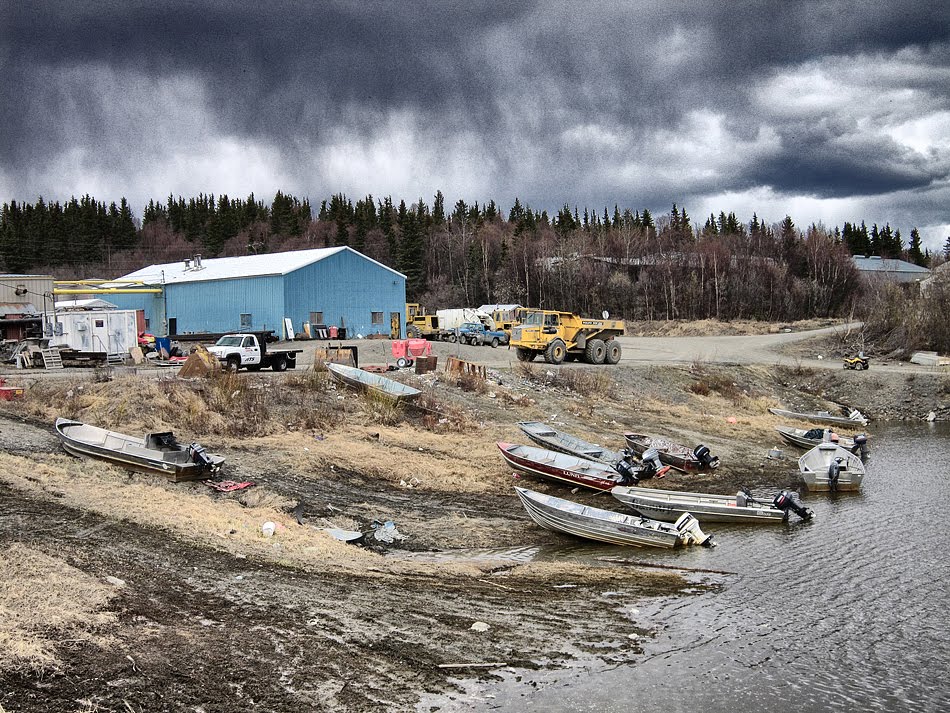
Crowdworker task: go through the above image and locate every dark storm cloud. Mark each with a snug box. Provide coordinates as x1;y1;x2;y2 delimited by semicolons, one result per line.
2;0;950;219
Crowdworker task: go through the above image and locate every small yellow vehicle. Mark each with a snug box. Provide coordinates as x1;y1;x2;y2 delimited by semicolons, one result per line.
843;353;870;370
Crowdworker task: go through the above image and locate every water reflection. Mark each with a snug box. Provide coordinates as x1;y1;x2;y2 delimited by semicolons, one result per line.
420;422;950;712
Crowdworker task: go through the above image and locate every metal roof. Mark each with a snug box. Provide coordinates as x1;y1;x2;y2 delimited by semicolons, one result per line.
110;246;405;286
479;304;522;312
55;298;119;310
851;256;930;274
0;302;37;316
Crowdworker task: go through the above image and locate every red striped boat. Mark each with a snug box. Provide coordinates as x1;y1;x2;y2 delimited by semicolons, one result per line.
496;442;624;491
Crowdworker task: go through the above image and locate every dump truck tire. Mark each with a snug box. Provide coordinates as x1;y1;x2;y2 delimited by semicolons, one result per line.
585;338;606;364
516;348;536;362
544;339;567;365
407;325;421;338
605;340;622;364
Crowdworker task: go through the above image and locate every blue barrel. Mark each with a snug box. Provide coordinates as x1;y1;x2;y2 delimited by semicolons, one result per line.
155;336;171;355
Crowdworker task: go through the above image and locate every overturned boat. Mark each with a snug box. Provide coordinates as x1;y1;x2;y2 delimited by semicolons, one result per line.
769;407;869;427
514;487;713;548
623;433;719;473
327;362;421;403
611;486;812;524
55;417;224;482
798;443;866;492
775;425;869;458
517;421;624;465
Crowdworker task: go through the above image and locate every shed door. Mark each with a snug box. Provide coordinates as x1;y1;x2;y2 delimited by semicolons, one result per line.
390;312;401;339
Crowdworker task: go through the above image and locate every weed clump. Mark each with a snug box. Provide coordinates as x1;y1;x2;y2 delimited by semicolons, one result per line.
515;360;614;397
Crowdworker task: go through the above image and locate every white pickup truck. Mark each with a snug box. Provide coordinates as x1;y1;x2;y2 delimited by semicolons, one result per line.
206;333;303;372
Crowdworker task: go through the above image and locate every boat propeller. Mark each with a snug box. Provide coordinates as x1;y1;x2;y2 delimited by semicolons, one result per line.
772;490;813;520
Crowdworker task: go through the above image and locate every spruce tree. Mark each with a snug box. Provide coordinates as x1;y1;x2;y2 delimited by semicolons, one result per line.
907;228;925;266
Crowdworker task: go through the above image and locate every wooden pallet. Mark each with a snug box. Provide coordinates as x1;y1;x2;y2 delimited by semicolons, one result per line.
40;349;64;370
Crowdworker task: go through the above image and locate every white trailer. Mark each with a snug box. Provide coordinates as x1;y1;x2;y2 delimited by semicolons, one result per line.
49;309;139;357
435;308;494;331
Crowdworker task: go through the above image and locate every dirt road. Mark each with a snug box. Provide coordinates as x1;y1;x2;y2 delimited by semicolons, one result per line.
289;322;936;375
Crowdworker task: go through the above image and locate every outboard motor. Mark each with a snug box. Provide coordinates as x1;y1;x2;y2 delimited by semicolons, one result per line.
693;444;720;470
827;458;842;491
615;452;641;486
851;434;869;460
188;442;216;471
772;490;813;520
674;512;714;546
641;447;664;479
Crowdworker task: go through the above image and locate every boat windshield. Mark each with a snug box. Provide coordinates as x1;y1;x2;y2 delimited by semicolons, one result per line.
215;336;243;347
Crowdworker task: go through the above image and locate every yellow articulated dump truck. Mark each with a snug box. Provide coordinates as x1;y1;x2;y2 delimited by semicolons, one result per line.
510;310;624;365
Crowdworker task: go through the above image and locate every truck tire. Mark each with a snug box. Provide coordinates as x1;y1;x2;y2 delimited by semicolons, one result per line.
516;348;536;362
585;338;606;364
272;356;288;372
447;333;457;343
605;340;622;364
407;325;421;338
544;339;567;365
491;337;499;348
226;355;241;372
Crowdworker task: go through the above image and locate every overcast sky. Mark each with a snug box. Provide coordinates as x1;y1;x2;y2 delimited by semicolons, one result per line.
2;1;949;249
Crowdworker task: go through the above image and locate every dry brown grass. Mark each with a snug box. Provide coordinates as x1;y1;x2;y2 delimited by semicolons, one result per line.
0;544;117;674
243;424;512;495
514;360;615;397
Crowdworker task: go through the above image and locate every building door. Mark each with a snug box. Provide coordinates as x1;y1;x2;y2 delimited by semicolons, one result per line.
168;318;177;335
390;312;401;339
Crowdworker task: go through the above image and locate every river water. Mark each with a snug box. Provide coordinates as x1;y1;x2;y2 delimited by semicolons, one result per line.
420;422;950;712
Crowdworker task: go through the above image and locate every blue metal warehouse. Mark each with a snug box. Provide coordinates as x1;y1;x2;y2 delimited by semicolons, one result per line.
106;247;406;338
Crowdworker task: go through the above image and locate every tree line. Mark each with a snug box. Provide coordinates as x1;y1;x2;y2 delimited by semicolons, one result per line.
1;190;944;322
0;195;136;273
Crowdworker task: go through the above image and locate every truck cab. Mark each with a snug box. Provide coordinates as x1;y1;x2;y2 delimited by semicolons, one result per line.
456;322;509;347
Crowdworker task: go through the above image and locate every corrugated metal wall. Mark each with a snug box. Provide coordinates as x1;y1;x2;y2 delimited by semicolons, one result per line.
100;248;405;337
0;275;54;311
283;249;406;337
165;275;285;334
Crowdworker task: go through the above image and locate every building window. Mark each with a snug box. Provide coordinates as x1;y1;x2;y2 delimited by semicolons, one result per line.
144;318;150;329
371;311;383;325
309;311;324;325
94;319;105;328
240;313;252;329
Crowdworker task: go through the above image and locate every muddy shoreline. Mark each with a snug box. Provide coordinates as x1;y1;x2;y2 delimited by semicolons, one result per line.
0;355;946;711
